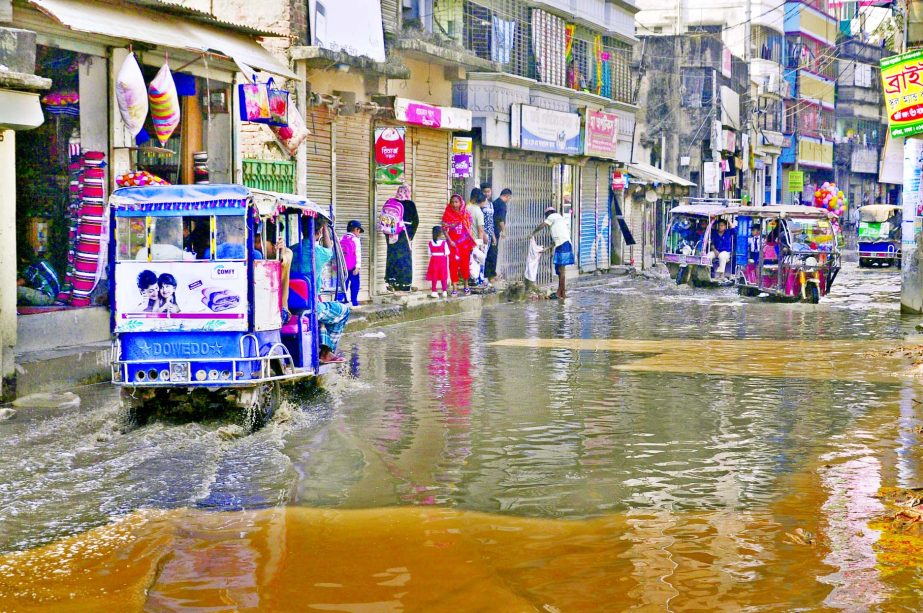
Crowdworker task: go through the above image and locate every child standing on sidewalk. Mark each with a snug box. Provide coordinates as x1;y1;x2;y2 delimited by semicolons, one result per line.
426;225;450;298
340;220;364;307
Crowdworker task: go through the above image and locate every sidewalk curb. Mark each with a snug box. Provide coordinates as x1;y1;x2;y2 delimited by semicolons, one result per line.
5;269;631;402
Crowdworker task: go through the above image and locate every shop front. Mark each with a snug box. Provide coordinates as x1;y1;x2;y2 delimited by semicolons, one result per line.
8;0;294;353
625;162;696;269
371;98;471;296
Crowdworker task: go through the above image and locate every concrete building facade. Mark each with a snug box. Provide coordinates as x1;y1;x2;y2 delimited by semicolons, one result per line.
834;37;892;216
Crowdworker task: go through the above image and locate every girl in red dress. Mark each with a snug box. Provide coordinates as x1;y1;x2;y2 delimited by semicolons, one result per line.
426;225;451;297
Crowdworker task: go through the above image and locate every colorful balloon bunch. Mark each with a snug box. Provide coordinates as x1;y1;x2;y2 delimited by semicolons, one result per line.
812;182;846;217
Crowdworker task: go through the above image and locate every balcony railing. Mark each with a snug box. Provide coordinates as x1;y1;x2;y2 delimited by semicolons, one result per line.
431;0;635;105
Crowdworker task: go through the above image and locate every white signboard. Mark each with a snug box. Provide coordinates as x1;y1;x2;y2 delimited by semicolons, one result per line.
703;161;720;194
114;261;248;333
511;104;582;155
308;0;386;63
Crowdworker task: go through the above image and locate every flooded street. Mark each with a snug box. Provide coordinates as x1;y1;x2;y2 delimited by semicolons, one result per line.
4;263;923;610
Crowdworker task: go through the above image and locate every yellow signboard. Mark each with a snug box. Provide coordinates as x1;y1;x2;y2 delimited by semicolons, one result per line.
881;48;923;138
788;171;804;192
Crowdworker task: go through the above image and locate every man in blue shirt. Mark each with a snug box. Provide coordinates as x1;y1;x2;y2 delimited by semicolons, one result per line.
710;219;734;279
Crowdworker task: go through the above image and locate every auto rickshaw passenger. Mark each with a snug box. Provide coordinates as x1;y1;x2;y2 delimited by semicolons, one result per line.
313;217;350;364
711;219;733;278
255;227;294;324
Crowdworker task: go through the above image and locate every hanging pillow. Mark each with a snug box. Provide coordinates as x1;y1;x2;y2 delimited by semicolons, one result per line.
148;62;181;145
270;102;308;157
115;53;148;135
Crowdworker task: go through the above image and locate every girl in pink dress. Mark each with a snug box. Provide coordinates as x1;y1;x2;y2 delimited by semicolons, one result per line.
426;226;451;298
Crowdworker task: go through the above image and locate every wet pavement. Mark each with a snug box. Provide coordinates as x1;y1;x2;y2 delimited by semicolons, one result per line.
3;263;923;610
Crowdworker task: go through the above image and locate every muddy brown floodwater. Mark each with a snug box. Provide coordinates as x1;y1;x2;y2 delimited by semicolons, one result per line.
3;264;923;610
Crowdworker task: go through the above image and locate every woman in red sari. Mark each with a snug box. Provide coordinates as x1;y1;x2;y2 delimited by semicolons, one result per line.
442;194;476;296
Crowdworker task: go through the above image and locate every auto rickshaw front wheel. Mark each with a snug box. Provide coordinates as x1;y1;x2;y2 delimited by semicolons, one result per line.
807;284;820;304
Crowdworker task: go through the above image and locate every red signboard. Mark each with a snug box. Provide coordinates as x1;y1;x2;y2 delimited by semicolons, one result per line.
374;127;405;184
584;109;619;159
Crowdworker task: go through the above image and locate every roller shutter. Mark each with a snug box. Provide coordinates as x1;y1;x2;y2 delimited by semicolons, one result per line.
579;162;612;272
372;121;403;296
579;165;598;272
371;124;450;295
334;113;372;302
407;127;450;289
304;106;333;207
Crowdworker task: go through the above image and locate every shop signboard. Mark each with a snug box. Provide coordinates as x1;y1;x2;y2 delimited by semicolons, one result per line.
374;126;406;184
703;161;720;194
393;98;472;131
114;261;248;333
584;109;619;159
788;170;804;193
451;136;473;178
395;98;441;128
511;104;582;155
881;48;923;138
610;170;628;190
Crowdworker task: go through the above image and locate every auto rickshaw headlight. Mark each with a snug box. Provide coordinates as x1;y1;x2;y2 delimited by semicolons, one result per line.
148;368;159;381
159;369;170;381
136;370;146;381
195;369;207;382
208;369;219;381
805;256;818;267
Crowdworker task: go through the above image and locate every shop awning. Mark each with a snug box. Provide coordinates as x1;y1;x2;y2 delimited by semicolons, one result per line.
627;162;696;187
0;89;44;130
29;0;298;80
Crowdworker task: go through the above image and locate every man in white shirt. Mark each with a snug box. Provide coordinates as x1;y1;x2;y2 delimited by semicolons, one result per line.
530;206;574;299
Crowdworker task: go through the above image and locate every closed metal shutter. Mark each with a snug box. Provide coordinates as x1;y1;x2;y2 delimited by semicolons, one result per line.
372;121;403;296
579;164;598;272
334;113;372;302
597;165;611;269
305;106;334;206
497;159;555;287
408;127;450;290
370;124;449;295
381;0;399;34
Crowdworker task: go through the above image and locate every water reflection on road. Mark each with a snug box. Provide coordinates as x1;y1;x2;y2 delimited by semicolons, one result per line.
3;263;923;610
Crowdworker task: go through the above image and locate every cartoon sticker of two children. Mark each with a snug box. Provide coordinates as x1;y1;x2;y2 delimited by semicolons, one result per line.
137;270;180;314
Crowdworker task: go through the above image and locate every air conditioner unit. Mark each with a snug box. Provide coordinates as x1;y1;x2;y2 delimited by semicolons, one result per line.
767;74;779;95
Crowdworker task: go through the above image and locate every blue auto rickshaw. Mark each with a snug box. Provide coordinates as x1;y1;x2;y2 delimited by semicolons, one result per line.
108;184;347;425
857;204;901;268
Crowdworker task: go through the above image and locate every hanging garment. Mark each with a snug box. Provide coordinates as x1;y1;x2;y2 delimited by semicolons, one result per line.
491;16;516;64
525;238;544;283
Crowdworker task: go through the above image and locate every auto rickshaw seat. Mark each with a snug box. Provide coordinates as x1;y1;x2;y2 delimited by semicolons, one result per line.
288;275;311;311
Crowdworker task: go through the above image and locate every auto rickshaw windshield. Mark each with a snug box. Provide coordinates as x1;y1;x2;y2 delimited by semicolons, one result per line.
787;218;835;252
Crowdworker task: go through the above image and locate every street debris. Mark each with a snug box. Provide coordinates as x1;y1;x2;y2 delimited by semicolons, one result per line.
784;528;815;546
874;487;923;536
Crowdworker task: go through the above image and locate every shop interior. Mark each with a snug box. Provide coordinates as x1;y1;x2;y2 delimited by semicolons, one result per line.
15;44;233;313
